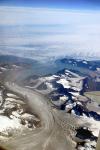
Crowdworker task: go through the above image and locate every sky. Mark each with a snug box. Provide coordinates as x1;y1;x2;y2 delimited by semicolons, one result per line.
0;0;100;10
0;1;100;60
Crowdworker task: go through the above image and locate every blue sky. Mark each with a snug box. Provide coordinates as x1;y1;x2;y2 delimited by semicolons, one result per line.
0;0;100;10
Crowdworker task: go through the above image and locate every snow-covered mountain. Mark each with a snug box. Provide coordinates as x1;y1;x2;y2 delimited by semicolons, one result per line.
0;56;100;150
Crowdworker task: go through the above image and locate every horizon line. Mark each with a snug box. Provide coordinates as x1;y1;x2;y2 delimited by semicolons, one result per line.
1;5;100;13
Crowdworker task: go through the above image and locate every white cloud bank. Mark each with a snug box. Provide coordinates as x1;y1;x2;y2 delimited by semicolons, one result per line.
0;6;100;60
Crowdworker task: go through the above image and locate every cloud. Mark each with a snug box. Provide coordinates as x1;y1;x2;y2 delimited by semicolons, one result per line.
1;6;100;25
0;6;100;60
